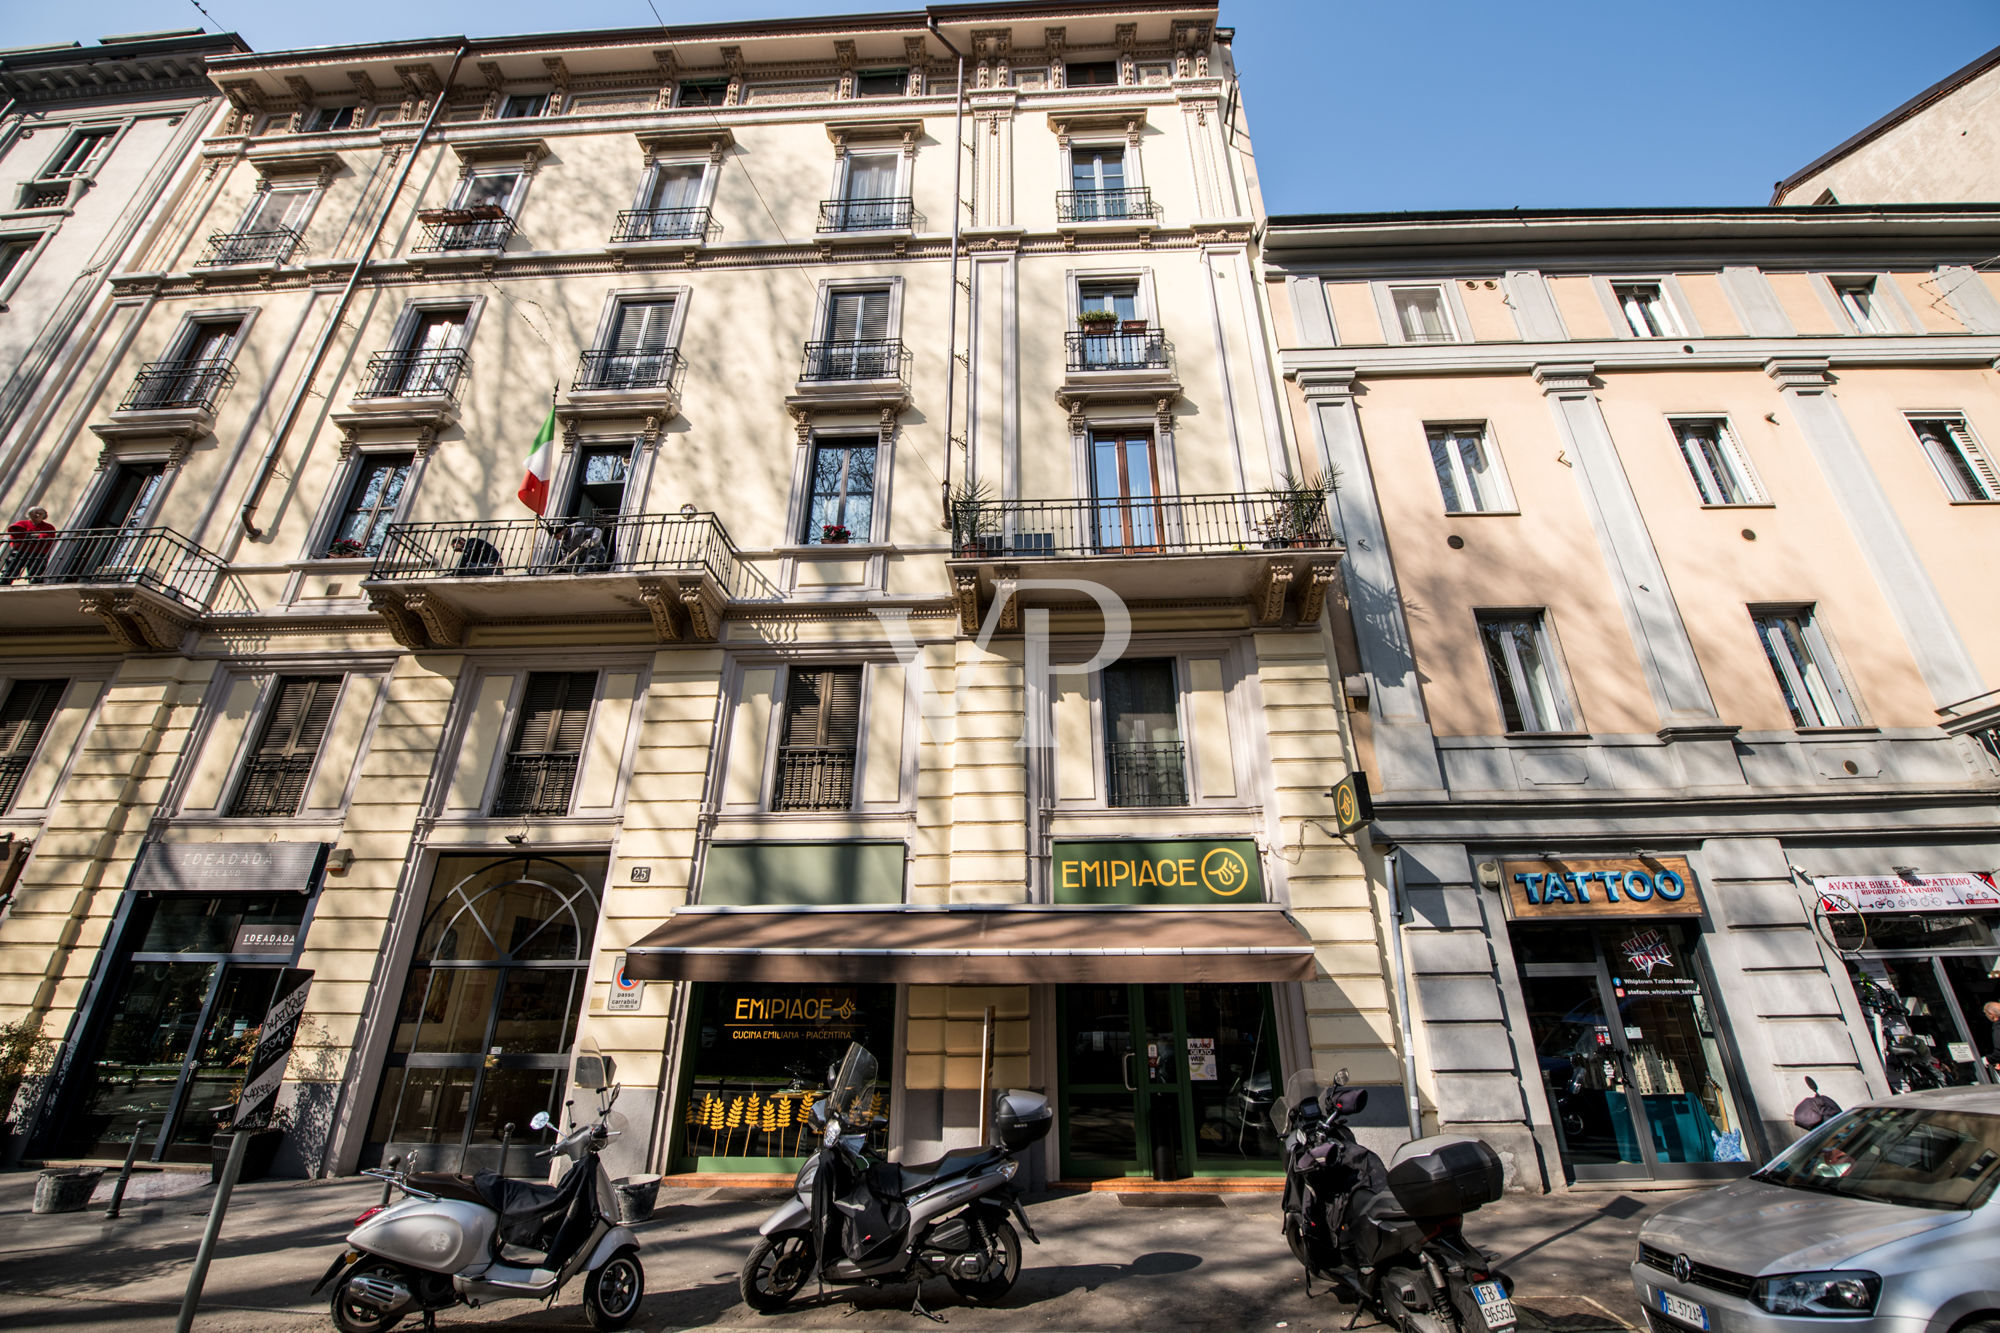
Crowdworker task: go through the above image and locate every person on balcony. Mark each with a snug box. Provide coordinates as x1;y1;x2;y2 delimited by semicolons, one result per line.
3;506;56;584
451;533;504;575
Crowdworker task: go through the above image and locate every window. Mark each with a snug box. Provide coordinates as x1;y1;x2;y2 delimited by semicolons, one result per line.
588;297;677;389
631;162;707;237
493;671;595;817
0;678;64;813
1614;283;1679;337
1091;430;1162;551
1103;659;1185;806
0;237;35;289
1672;418;1762;506
455;171;520;213
1478;612;1575;733
1427;423;1509;513
130;318;241;410
1910;416;2000;502
1065;60;1119;87
829;152;903;230
326;452;413;558
809;287;894;378
1391;286;1455;342
1075;281;1158;368
497;94;548;119
855;69;906;97
372;307;469;397
229;675;340;817
42;127;115;179
676;79;729;108
774;666;861;810
1833;278;1888;333
300;105;357;133
804;438;876;543
243;186;313;235
1753;608;1858;728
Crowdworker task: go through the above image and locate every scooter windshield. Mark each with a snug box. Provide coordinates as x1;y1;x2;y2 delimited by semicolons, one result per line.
827;1043;878;1122
1274;1068;1325;1135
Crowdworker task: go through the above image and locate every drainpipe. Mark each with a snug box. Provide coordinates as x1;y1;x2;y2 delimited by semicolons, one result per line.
236;44;467;542
924;15;966;527
1386;846;1424;1138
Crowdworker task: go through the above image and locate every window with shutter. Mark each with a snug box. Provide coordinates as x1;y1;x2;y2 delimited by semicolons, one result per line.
0;678;66;812
773;666;861;810
229;675;341;817
493;671;597;816
1910;416;2000;502
815;289;893;378
43;128;115;180
1671;418;1763;506
594;298;676;389
1752;607;1859;728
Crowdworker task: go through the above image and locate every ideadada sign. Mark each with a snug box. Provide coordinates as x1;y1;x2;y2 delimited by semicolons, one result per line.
1503;856;1703;920
1052;838;1263;905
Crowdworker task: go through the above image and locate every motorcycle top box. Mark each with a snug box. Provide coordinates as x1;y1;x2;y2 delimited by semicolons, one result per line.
1385;1135;1504;1218
993;1090;1052;1151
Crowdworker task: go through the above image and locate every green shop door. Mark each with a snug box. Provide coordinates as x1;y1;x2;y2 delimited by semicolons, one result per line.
1056;983;1284;1179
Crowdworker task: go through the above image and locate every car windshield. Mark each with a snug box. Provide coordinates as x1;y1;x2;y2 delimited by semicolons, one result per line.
1753;1105;2000;1211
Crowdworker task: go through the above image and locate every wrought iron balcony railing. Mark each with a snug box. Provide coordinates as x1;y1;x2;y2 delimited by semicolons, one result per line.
413;208;514;252
492;753;580;817
611;207;711;243
1057;187;1160;223
817;196;914;231
356;348;469;402
0;526;226;612
799;338;903;382
366;512;744;595
1107;740;1188;807
572;348;682;393
196;226;305;267
120;358;237;413
773;747;857;811
952;490;1336;558
228;754;317;818
1065;329;1169;372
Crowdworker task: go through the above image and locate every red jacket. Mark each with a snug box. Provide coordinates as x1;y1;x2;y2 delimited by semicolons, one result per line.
7;518;54;551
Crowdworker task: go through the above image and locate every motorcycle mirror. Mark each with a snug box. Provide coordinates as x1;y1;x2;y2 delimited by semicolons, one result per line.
809;1100;830;1127
1805;1076;1819;1093
530;1111;552;1131
1333;1067;1349;1086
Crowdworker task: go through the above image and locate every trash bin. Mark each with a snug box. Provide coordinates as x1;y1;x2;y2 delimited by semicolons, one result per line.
615;1174;661;1224
33;1167;104;1214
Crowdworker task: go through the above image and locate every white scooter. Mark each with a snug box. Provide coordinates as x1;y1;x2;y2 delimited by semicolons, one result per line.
313;1041;644;1332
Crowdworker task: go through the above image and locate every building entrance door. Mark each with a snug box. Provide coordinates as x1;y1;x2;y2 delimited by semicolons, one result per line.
1516;922;1749;1183
1056;983;1283;1179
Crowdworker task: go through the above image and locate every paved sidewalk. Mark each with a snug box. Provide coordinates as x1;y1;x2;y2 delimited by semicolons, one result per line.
0;1168;1694;1333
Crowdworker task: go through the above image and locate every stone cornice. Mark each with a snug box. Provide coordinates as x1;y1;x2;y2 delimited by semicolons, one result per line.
1280;336;2000;381
1533;361;1599;396
1766;357;1835;391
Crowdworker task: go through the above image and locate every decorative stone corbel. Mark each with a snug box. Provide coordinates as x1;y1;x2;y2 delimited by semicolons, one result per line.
285;75;316;106
1297;560;1339;624
1044;26;1066;57
1116;23;1138;50
336;427;359;461
542;57;570;114
788;403;814;447
640;415;665;451
952;568;984;637
1252;562;1295;625
903;37;928;95
560;418;580;452
878;407;898;449
79;590;193;652
993;566;1020;632
1532;362;1599;397
677;575;724;642
366;591;430;650
720;47;744;106
1765;358;1834;393
636;579;684;641
412;426;440;459
403;590;464;648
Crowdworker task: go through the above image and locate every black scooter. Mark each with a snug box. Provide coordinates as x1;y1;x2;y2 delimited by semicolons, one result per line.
1275;1070;1517;1333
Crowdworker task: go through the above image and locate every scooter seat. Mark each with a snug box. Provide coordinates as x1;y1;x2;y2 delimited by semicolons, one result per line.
898;1147;1003;1193
405;1171;489;1207
475;1172;569;1219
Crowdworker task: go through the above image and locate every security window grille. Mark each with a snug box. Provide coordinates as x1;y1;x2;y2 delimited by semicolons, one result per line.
43;128;115;179
1835;279;1886;333
855;69;907;97
1103;659;1186;807
1910;416;2000;501
230;675;340;817
1065;60;1119;87
676;79;729;107
0;678;65;813
1673;419;1761;505
493;672;596;817
774;666;861;810
1427;424;1507;513
327;452;413;557
1614;283;1677;337
804;438;876;543
1478;612;1574;733
1391;286;1453;342
1753;609;1859;728
498;94;548;119
301;105;357;133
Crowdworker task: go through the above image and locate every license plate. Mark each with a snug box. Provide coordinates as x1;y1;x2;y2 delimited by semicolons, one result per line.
1474;1281;1516;1330
1658;1290;1709;1330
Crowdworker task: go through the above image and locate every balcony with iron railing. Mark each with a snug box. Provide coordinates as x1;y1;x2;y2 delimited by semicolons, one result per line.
1066;328;1170;373
946;489;1342;631
119;358;238;414
1107;740;1189;807
196;226;305;267
491;753;580;817
773;747;856;811
0;525;230;647
355;348;470;404
572;348;683;393
1057;187;1160;225
817;196;914;232
413;205;515;252
610;207;711;244
362;511;745;649
228;755;317;818
798;339;904;383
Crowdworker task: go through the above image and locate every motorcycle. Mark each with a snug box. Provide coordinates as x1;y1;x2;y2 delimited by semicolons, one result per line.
1275;1068;1517;1333
312;1040;644;1332
738;1042;1050;1317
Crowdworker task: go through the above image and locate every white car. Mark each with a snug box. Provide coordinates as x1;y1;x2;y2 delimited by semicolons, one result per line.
1631;1086;2000;1333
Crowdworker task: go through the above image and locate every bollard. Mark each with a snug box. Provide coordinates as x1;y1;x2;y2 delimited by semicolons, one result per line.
499;1122;515;1177
378;1152;402;1208
105;1121;148;1220
173;1129;248;1333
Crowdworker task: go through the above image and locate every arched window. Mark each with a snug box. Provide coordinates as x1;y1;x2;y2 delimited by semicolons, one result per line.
368;854;602;1173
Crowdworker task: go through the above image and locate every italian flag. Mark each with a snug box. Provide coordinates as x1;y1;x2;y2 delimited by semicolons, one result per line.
518;408;556;514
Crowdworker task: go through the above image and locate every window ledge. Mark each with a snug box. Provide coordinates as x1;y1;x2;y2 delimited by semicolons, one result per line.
1502;731;1592;741
1946;497;2000;505
1697;502;1776;510
1442;508;1521;518
1794;725;1879;736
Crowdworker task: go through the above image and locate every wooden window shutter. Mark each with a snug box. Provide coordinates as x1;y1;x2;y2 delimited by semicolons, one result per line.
0;679;64;762
230;675;340;817
611;299;675;355
1949;419;2000;497
783;667;860;748
513;672;597;755
827;289;890;342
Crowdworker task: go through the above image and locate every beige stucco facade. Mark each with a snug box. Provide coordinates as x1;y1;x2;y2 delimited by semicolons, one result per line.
1773;45;2000;205
0;5;1400;1187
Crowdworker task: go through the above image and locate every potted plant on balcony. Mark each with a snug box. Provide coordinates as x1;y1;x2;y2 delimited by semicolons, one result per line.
950;476;999;556
325;537;366;560
1076;308;1119;331
820;523;852;545
1264;467;1335;549
1120;318;1149;334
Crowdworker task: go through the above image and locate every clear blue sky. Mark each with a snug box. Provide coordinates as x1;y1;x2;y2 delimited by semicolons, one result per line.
13;0;1998;213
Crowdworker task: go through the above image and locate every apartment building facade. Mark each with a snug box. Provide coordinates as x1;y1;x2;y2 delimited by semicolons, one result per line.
0;3;1395;1187
1267;206;2000;1189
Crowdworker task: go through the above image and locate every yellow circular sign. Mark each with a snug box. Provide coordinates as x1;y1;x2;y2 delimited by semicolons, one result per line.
1200;847;1251;897
1334;782;1358;829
